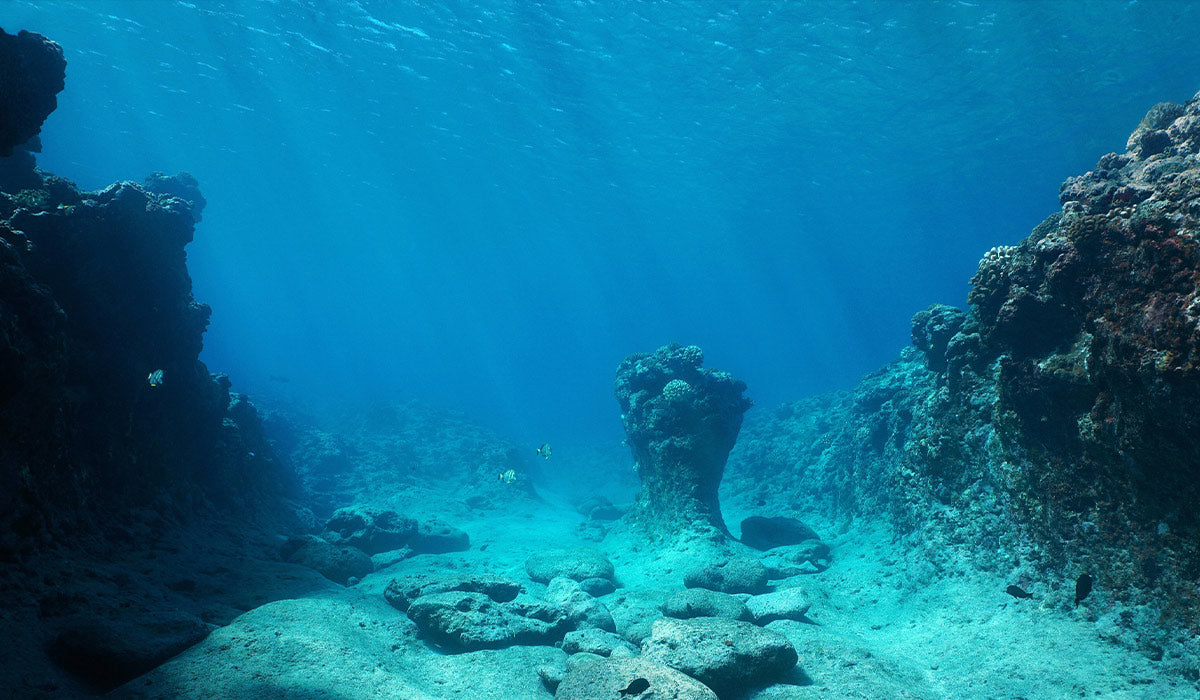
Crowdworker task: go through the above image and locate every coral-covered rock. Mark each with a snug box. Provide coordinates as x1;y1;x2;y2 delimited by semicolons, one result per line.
143;171;207;223
968;93;1200;591
615;343;752;539
0;29;65;156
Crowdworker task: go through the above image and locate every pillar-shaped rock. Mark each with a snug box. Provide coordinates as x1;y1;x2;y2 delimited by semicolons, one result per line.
615;344;751;539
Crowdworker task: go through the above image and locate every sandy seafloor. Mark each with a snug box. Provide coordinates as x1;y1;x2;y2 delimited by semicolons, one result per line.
107;473;1188;700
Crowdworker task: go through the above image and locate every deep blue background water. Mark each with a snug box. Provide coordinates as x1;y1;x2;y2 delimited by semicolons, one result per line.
7;1;1200;445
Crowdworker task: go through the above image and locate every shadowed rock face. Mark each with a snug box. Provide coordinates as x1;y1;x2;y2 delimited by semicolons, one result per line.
614;344;751;540
0;29;65;156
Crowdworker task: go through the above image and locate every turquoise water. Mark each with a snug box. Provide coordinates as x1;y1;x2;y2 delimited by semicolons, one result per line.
8;0;1200;443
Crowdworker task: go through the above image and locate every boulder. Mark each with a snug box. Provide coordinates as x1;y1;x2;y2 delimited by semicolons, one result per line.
410;518;470;554
526;547;615;583
282;535;372;586
578;577;616;597
561;628;638;657
383;573;522;613
555;656;719;700
611;603;662;646
322;506;417;555
663;588;750;621
759;541;831;577
684;555;769;594
405;591;569;651
641;617;797;696
739;516;820;551
547;577;616;632
745;587;812;625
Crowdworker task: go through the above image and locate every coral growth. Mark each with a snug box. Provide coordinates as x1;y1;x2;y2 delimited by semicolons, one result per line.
614;344;751;540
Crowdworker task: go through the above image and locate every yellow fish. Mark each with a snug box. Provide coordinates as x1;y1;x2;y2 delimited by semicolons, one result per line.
498;469;516;484
147;369;165;387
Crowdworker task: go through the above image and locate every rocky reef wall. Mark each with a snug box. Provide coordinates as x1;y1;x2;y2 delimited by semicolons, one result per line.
727;92;1200;669
0;30;296;556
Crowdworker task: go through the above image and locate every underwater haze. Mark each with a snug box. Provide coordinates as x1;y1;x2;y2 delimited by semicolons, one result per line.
10;0;1200;444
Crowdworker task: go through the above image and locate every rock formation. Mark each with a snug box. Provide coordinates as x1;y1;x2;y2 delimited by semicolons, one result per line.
0;28;65;156
614;344;751;540
726;91;1200;676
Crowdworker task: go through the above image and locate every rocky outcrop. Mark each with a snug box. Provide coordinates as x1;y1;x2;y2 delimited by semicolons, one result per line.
615;343;751;539
726;91;1200;673
0;29;65;156
0;27;310;696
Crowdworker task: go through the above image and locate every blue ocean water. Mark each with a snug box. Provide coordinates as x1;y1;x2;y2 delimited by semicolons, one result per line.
7;0;1200;445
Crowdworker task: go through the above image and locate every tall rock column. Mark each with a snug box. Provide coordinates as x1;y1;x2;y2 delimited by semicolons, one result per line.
615;344;752;540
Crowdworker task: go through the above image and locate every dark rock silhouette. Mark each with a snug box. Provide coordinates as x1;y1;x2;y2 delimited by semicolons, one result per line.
615;344;751;540
0;27;309;696
0;28;65;156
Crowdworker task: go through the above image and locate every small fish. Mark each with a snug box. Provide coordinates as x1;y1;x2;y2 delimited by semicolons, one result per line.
1005;585;1032;600
56;203;75;214
537;443;552;460
618;678;650;696
147;369;165;387
1075;573;1093;607
498;469;516;484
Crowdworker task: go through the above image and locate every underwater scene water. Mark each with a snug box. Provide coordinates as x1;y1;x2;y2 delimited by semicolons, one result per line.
3;1;1200;698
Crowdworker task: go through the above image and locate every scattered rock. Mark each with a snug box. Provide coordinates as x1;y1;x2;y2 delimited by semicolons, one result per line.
48;610;210;692
410;518;470;554
567;651;606;672
547;577;616;632
684;555;769;594
322;506;417;555
538;661;567;693
641;617;797;697
739;516;820;551
663;588;750;621
745;588;812;625
576;495;624;521
578;577;616;596
371;547;414;571
405;591;569;651
612;604;661;646
760;541;831;577
383;573;523;613
555;656;719;700
526;547;615;583
282;535;372;586
561;628;638;657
